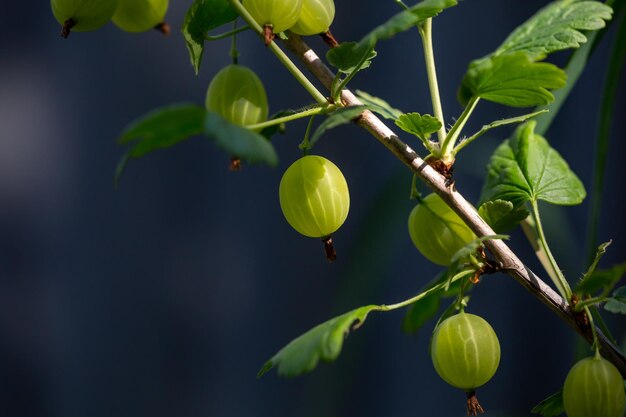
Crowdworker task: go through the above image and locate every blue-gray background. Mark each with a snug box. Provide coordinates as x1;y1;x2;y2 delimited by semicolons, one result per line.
1;1;625;416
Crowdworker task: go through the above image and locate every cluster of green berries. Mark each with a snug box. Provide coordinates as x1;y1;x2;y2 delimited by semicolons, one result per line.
51;0;169;38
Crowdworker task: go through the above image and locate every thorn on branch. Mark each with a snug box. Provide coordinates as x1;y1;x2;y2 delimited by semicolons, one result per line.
426;158;455;188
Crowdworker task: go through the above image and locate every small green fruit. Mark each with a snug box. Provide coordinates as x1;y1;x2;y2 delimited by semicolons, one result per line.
113;0;169;33
408;193;476;266
431;312;500;391
242;0;303;34
279;155;349;238
563;356;625;417
205;65;269;127
291;0;335;36
51;0;118;38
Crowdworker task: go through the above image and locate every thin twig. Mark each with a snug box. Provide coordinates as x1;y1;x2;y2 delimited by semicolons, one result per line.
281;34;626;378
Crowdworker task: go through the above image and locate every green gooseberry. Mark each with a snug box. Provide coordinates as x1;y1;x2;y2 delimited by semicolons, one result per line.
51;0;118;38
112;0;169;33
205;64;269;127
291;0;335;36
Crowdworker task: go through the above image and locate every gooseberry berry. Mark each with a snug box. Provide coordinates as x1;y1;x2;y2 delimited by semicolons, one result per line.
242;0;303;44
279;155;349;239
205;65;269;127
408;193;476;266
290;0;335;36
112;0;169;34
51;0;118;38
563;356;626;417
431;312;500;415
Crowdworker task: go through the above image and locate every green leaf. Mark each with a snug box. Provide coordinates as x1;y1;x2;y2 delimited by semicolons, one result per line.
258;305;379;378
496;1;613;60
326;0;456;74
605;286;626;314
203;112;278;166
115;104;206;184
395;113;442;143
355;90;403;120
459;52;567;107
326;42;377;74
577;262;626;296
481;121;586;207
308;106;366;149
531;389;564;417
182;0;239;74
260;109;298;140
358;0;457;49
478;200;529;233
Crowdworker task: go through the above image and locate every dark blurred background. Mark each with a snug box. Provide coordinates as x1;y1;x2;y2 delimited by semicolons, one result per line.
1;1;625;416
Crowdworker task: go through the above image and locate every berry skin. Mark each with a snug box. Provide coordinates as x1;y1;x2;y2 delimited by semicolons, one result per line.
563;356;626;417
431;312;500;391
408;193;476;266
51;0;118;37
205;65;269;127
290;0;335;36
279;155;349;238
242;0;303;34
112;0;169;33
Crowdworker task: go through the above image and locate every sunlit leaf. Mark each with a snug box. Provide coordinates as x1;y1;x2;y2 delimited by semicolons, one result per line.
258;305;379;377
481;121;586;206
495;1;612;59
395;113;442;143
458;52;566;107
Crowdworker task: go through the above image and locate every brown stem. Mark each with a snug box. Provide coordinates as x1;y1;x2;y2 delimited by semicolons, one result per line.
280;35;626;378
466;391;484;416
320;30;339;48
155;21;170;36
322;236;337;262
61;18;75;39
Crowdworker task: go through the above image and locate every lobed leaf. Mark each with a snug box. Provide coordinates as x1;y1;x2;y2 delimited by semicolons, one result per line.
605;286;626;314
531;389;565;417
458;52;567;108
182;0;239;74
203;112;278;166
478;200;529;233
326;42;377;74
355;90;404;120
115;104;206;184
308;106;366;149
395;113;442;143
481;121;586;207
258;305;379;378
495;0;613;60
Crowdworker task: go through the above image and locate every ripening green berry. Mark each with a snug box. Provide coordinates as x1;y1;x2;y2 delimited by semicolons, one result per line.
205;65;269;127
279;155;349;238
563;356;626;417
291;0;335;36
408;193;476;266
431;312;501;391
51;0;118;38
242;0;303;34
112;0;169;33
